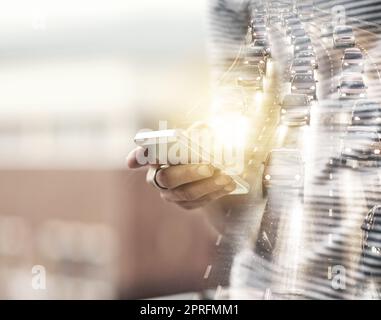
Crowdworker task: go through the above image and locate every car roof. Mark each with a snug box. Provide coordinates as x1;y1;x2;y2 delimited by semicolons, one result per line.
292;73;315;80
346;126;379;134
283;93;309;98
340;73;364;81
292;58;312;63
295;36;311;42
296;50;315;56
240;64;261;72
344;48;361;54
354;99;380;107
248;45;265;51
334;25;353;31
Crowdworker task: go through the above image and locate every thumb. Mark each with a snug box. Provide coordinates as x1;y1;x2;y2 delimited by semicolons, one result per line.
126;147;148;169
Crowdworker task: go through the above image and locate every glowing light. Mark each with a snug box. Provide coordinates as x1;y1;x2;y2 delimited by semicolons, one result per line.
208;113;250;151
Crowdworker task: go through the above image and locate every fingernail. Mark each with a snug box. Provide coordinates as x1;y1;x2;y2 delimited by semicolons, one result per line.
197;165;213;177
215;175;232;186
224;183;236;192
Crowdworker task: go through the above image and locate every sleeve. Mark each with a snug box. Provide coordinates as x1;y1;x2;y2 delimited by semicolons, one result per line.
207;0;252;82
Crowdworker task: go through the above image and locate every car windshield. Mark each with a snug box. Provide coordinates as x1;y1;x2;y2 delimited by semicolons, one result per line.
295;37;311;45
241;66;261;76
336;27;353;34
287;19;300;24
254;26;266;32
268;153;301;166
298;5;313;10
355;101;381;110
283;95;308;106
297;51;314;58
254;40;266;46
247;48;264;56
293;75;314;82
293;59;310;66
293;29;306;35
347;131;379;142
341;81;365;88
344;52;363;59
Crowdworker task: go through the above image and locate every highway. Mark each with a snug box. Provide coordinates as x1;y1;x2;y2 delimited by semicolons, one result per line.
203;3;381;300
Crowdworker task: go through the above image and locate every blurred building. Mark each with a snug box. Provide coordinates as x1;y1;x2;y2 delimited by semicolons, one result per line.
0;0;215;299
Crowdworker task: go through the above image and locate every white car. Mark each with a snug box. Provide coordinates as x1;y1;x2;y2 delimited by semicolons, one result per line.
293;36;313;55
342;48;364;73
245;45;268;73
280;94;311;126
252;25;268;40
297;1;314;21
351;100;381;128
337;73;367;100
262;149;304;197
291;73;317;100
290;28;307;43
281;12;298;27
252;38;271;57
286;18;302;35
340;127;381;165
237;64;264;90
295;50;318;69
290;58;314;80
333;25;355;48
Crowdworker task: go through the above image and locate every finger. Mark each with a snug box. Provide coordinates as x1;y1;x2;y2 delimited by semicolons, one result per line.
155;164;215;189
126;147;148;169
174;186;235;210
160;174;235;202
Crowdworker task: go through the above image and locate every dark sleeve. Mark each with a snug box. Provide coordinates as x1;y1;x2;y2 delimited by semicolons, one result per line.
208;0;251;81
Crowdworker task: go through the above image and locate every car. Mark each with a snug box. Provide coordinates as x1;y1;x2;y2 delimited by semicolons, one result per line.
290;28;307;43
351;100;381;129
360;205;381;281
252;25;268;40
320;23;334;37
262;149;304;198
286;18;302;35
236;64;264;90
291;74;317;99
251;4;266;15
290;58;314;80
342;48;364;73
296;1;314;21
333;25;355;48
280;94;310;126
295;50;318;69
252;38;271;57
251;16;266;27
245;45;268;73
293;36;313;55
282;12;298;27
337;73;367;99
340;127;381;165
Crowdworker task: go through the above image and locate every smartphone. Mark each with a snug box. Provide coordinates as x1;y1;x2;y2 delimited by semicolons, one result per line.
134;129;250;195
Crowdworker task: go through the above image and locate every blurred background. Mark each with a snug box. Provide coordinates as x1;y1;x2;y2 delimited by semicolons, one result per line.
0;0;217;299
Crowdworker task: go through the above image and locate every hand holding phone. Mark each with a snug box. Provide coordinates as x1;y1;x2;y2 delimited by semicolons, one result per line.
133;129;250;195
